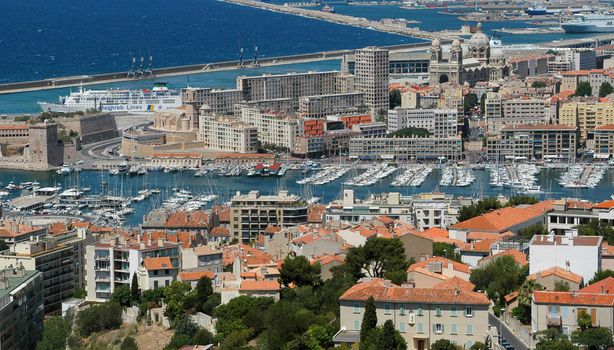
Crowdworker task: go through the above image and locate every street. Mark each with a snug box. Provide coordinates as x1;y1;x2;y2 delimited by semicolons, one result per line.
489;313;529;350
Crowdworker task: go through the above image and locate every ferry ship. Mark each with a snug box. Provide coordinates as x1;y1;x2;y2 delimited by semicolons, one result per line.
561;14;614;33
37;83;182;113
525;5;593;16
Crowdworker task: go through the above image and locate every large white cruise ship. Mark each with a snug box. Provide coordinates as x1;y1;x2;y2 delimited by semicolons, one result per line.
38;83;182;113
561;14;614;34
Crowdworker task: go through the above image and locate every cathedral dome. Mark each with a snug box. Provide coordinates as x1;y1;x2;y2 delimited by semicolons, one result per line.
491;48;504;59
431;38;441;48
451;39;461;48
468;32;489;48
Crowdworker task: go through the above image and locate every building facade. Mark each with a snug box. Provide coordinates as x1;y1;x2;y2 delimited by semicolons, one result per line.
198;113;259;153
355;47;390;118
240;108;303;150
349;136;463;161
487;124;578;161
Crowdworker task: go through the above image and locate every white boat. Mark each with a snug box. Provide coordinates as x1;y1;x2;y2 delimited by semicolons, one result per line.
561;14;614;34
37;83;182;113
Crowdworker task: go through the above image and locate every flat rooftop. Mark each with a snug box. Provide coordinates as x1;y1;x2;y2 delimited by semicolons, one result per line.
0;269;38;300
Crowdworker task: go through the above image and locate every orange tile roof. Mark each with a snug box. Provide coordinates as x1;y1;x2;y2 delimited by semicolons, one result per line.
580;277;614;294
459;239;496;253
407;256;471;274
468;231;515;241
595;124;614;131
72;221;91;228
531;235;601;247
561;70;590;76
528;266;583;285
240;280;281;291
311;254;345;266
193;245;222;256
210;227;230;237
143;257;173;270
533;291;614;306
478;249;527;267
178;270;215;281
265;226;281;234
433;276;475;292
49;222;69;236
340;278;489;305
451;201;554;232
504;291;519;303
602;243;614;256
0;125;28;130
217;153;275;159
164;211;209;228
593;199;614;209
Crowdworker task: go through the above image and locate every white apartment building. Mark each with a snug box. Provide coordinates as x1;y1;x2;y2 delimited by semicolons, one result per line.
298;92;365;119
486;96;549;134
355;47;390;118
198;113;258;153
236;71;339;101
388;108;458;138
182;87;243;115
241;107;303;150
85;237;181;302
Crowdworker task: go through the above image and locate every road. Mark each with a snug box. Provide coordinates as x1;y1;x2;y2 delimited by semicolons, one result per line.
489;313;529;350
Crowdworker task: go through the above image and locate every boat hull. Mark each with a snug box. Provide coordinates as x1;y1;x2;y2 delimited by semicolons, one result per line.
561;24;614;34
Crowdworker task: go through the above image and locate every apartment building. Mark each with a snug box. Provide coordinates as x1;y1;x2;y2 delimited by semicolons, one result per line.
355;47;390;117
135;257;178;291
388;108;458;138
593;124;614;158
335;278;489;349
560;69;614;97
232;97;298;116
230;190;308;242
182;87;243;115
484;92;502;134
547;198;614;234
298;92;365;119
349;136;463;161
181;245;223;274
0;268;44;350
240;108;303;150
236;71;339;101
0;228;96;314
532;291;614;336
351;122;387;138
198;113;258;153
292;129;360;158
85;237;181;302
487;124;578;161
559;100;614;141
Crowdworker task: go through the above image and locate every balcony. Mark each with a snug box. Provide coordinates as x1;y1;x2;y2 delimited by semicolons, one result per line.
94;255;109;261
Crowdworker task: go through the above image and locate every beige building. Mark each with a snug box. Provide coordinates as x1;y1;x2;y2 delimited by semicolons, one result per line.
298;92;365;119
181;245;223;274
406;257;472;289
336;278;490;349
349;136;463;161
559;100;614;141
182;87;242;116
593;124;614;159
240;108;303;150
527;266;583;291
387;108;458;138
487;124;578;161
236;71;339;101
135;256;178;291
230;190;308;243
355;47;389;118
532;291;614;336
198;113;258;153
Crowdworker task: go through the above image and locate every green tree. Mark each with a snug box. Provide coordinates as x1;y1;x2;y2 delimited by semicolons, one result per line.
554;280;571;291
535;329;578;350
36;316;71;350
575;81;592;97
457;197;502;222
578;220;614;245
163;281;192;324
214;296;273;342
599;82;614;98
588;269;614;285
508;195;539;206
480;93;487;114
280;255;322;287
572;327;614;350
346;238;409;280
387;127;431;138
191;276;214;313
360;296;377;342
390;89;402;109
384;269;408;285
532;81;547;88
202;293;221;315
431;339;462;350
305;323;336;350
73;288;87;299
433;242;461;262
470;255;526;306
131;273;139;305
76;302;123;337
111;285;132;307
120;336;139;350
470;342;488;350
464;93;479;114
192;328;215;345
518;224;547;240
375;320;406;350
0;239;8;251
219;329;254;350
578;310;593;330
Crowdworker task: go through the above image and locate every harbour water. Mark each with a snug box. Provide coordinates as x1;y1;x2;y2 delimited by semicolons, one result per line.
3;167;613;227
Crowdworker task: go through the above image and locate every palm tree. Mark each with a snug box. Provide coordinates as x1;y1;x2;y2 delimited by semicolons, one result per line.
518;279;543;306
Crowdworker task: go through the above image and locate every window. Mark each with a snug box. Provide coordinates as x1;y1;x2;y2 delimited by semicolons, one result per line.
417;306;423;316
399;322;406;333
416;323;424;334
435;306;442;316
465;340;473;349
154;280;158;289
399;306;406;315
450;323;457;334
384;303;391;315
466;324;473;335
434;323;443;334
353;303;360;314
354;320;360;331
465;307;473;317
451;306;457;317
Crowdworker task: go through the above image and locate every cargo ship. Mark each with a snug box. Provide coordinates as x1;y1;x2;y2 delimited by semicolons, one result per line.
37;83;182;113
561;14;614;33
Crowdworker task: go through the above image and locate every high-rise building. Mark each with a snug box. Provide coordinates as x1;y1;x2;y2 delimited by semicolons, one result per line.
198;113;259;153
388;108;458;138
236;71;339;101
355;47;390;118
240;108;303;150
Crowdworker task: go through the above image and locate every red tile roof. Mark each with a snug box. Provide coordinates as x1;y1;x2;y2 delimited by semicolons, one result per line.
178;270;215;281
433;276;475;291
580;277;614;294
240;280;281;292
595;125;614;131
528;266;583;285
339;278;489;305
407;256;471;275
451;201;554;232
531;235;602;247
143;257;173;271
593;199;614;209
478;249;527;267
210;227;230;237
533;291;614;306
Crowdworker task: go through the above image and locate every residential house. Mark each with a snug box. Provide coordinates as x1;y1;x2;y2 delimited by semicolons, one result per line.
407;257;471;289
136;257;178;290
527;266;583;291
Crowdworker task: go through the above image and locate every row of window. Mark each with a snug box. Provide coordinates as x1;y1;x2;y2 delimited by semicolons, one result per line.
353;303;473;317
352;319;474;335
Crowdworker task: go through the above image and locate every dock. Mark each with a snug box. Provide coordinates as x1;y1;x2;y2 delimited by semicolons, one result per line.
0;42;435;95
